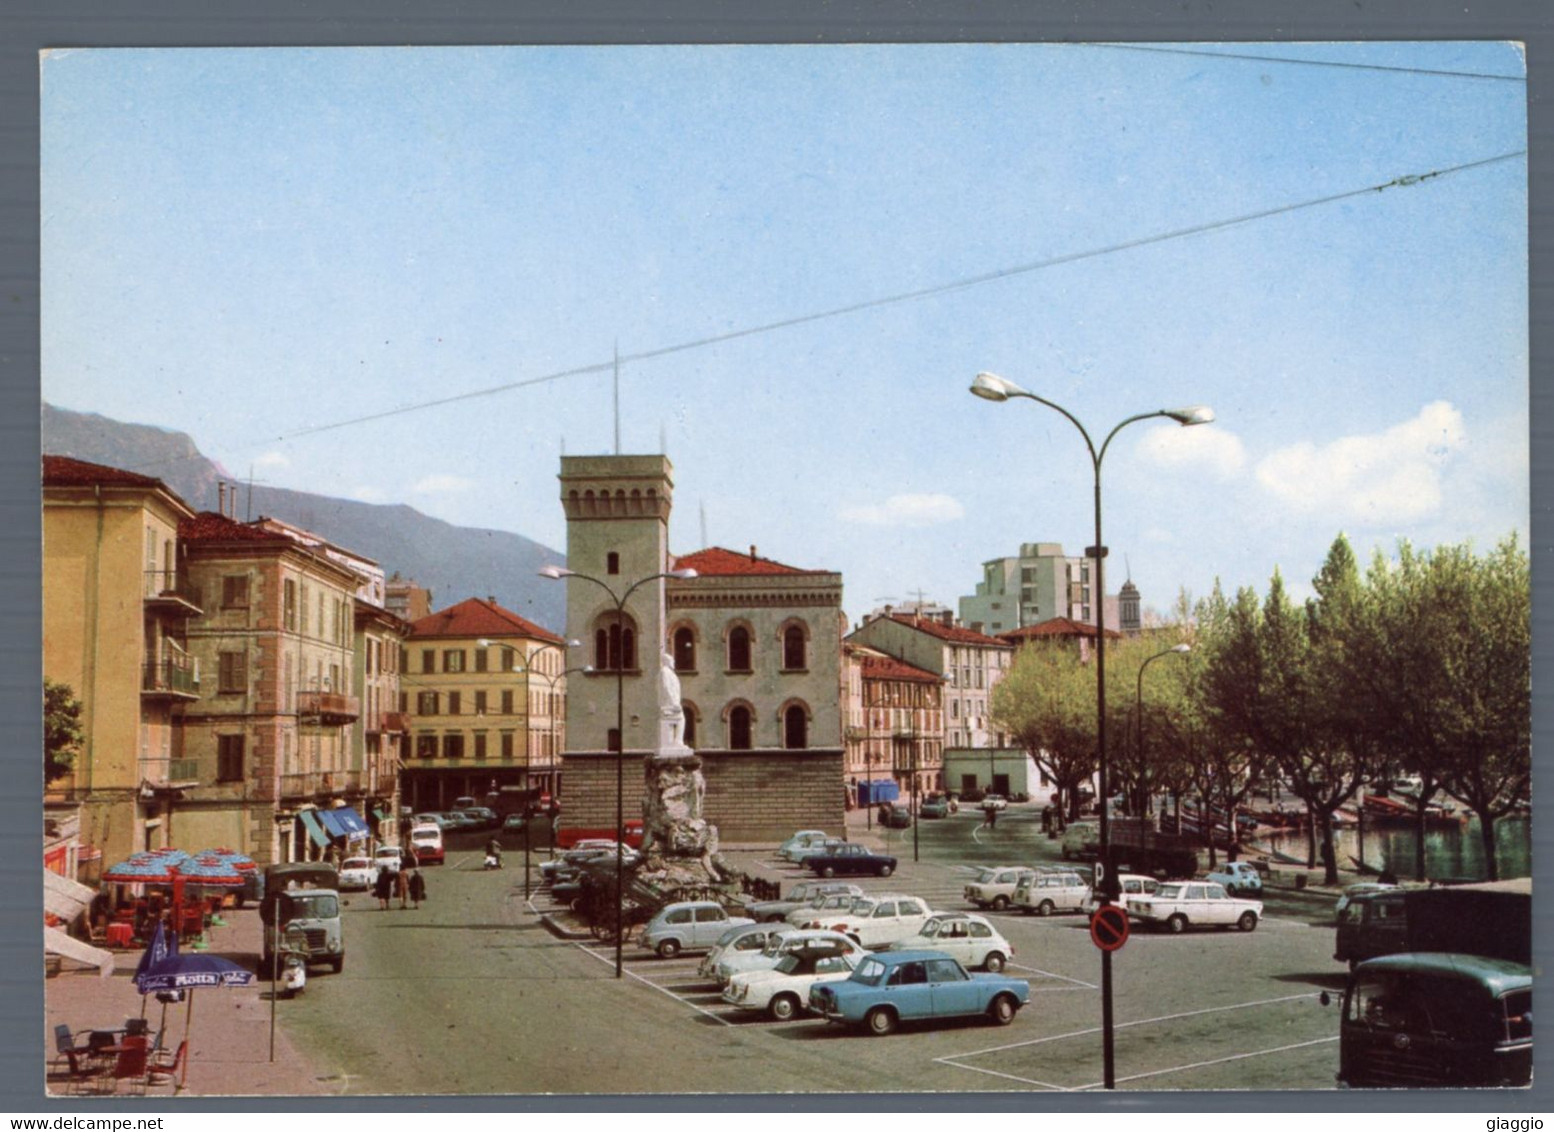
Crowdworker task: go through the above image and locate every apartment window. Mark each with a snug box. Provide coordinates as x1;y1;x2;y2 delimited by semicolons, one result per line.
329;664;341;692
501;689;514;714
501;732;515;760
474;733;488;760
416;734;437;759
448;691;462;715
421;649;435;673
607;727;621;753
216;735;244;782
475;648;488;673
283;580;297;630
1021;567;1034;583
217;651;247;694
400;646;409;672
727;626;752;672
443;649;465;673
399;692;408;713
474;690;488;715
501;647;516;674
673;626;696;672
317;594;325;637
782;625;806;671
443;734;464;759
221;575;250;608
417;691;439;715
301;586;310;633
728;706;752;751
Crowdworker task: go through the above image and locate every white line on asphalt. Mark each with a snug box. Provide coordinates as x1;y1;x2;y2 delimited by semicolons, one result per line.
1070;1035;1339;1091
573;942;736;1027
938;991;1324;1060
1008;963;1097;989
930;1059;1069;1091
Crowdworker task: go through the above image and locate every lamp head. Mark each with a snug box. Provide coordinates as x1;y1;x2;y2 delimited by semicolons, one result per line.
970;371;1027;402
1164;405;1215;426
537;565;573;580
669;568;698;580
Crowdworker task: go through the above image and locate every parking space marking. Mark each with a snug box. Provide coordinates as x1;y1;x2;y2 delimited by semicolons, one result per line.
573;942;736;1027
1008;963;1097;990
1072;1035;1338;1091
931;1059;1071;1091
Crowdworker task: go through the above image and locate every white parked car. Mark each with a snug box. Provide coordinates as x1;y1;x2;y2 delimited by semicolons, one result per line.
786;890;871;927
1085;873;1159;914
980;794;1009;811
715;929;864;986
776;830;828;861
697;922;792;979
1206;861;1264;896
722;945;859;1021
964;866;1034;911
801;894;933;949
1012;869;1092;916
890;912;1014;972
1127;880;1262;933
373;846;405;874
338;856;376;891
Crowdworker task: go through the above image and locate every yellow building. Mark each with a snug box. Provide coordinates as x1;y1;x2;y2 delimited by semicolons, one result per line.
43;456;201;867
401;598;568;812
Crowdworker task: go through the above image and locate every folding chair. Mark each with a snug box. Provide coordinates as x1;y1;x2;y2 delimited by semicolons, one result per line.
146;1039;187;1093
94;1035;148;1097
50;1024;99;1088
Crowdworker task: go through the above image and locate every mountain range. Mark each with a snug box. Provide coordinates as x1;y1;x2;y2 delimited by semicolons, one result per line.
42;403;567;632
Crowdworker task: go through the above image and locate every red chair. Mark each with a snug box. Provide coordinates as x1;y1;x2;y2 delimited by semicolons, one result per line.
92;1035;147;1096
146;1039;187;1093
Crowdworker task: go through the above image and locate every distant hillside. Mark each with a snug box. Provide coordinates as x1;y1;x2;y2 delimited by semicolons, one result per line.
42;404;566;631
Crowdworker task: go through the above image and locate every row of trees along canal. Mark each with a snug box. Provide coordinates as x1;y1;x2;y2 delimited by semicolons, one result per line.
992;533;1530;884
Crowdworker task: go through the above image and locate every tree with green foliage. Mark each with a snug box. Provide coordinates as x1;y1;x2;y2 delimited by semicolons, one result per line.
989;640;1098;822
1366;537;1530;880
44;678;84;784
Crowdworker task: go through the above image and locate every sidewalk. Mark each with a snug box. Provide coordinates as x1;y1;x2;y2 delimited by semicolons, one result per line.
44;907;330;1098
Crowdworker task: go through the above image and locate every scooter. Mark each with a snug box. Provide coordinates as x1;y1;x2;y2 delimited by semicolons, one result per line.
483;852;502;870
279;950;307;998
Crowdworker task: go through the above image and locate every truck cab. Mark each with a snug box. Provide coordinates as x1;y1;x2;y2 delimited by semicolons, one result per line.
260;863;344;973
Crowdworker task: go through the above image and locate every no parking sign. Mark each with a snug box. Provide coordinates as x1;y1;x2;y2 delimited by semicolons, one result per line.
1089;904;1130;952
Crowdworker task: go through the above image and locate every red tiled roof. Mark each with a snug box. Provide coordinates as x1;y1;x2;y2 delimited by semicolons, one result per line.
179;512;296;544
859;653;943;684
998;616;1123;643
408;597;564;644
881;613;1012;649
671;546;829;577
43;455;166;490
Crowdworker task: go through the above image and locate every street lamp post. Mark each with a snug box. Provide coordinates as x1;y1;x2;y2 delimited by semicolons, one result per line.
1136;644;1191;822
970;370;1212;1090
539;564;697;979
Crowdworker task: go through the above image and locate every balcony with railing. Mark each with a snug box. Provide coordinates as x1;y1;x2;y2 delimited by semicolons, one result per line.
142;661;199;700
297;690;360;723
142;570;203;615
278;769;364;799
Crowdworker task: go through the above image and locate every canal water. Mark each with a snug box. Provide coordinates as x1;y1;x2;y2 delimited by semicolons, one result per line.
1260;814;1531;882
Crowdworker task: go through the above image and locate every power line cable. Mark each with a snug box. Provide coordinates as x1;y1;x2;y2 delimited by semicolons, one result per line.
1089;43;1527;83
276;148;1526;443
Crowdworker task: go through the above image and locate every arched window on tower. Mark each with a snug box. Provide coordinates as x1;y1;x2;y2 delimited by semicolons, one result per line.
727;625;752;672
593;613;638;671
784;704;809;750
673;626;696;672
783;624;807;671
728;705;752;750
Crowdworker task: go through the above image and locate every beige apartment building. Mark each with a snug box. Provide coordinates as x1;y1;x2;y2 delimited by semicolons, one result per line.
400;598;568;812
842;643;945;808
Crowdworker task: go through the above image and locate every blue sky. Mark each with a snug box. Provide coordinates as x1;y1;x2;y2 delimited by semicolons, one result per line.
41;43;1529;625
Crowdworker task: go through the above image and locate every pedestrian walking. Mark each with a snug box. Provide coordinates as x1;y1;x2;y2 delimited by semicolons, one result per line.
395;865;411;909
373;865;393;910
409;867;426;909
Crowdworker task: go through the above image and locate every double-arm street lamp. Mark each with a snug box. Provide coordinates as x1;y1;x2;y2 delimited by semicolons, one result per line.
1136;644;1191;821
539;563;698;978
970;370;1213;1090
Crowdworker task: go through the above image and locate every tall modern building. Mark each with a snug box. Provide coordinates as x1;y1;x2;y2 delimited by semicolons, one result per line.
959;542;1140;635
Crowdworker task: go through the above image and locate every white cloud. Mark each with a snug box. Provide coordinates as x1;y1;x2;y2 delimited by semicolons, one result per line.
1136;423;1246;478
252;451;290;469
412;474;476;495
1255;401;1465;523
838;493;965;528
349;486;388;503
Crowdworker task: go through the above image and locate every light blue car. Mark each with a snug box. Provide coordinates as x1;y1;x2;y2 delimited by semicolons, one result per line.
776;830;829;862
807;949;1030;1036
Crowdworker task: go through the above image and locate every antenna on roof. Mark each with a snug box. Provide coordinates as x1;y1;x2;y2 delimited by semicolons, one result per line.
1125;553;1133;582
700;501;708;549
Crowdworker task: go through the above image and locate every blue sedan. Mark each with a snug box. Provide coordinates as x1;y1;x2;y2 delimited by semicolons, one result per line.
807;949;1030;1036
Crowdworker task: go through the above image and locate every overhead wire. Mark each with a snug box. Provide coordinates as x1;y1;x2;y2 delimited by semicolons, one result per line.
1086;43;1527;83
275;148;1527;443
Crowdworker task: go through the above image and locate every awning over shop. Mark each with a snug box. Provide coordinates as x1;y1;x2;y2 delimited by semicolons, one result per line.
44;926;113;979
43;869;96;923
371;807;389;823
317;807;369;841
297;809;330;849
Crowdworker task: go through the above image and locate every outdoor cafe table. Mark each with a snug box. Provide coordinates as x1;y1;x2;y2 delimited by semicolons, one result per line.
104;922;134;948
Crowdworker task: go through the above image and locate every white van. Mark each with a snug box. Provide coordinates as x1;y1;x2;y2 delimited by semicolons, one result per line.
409;822;444;865
1012;869;1092;916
